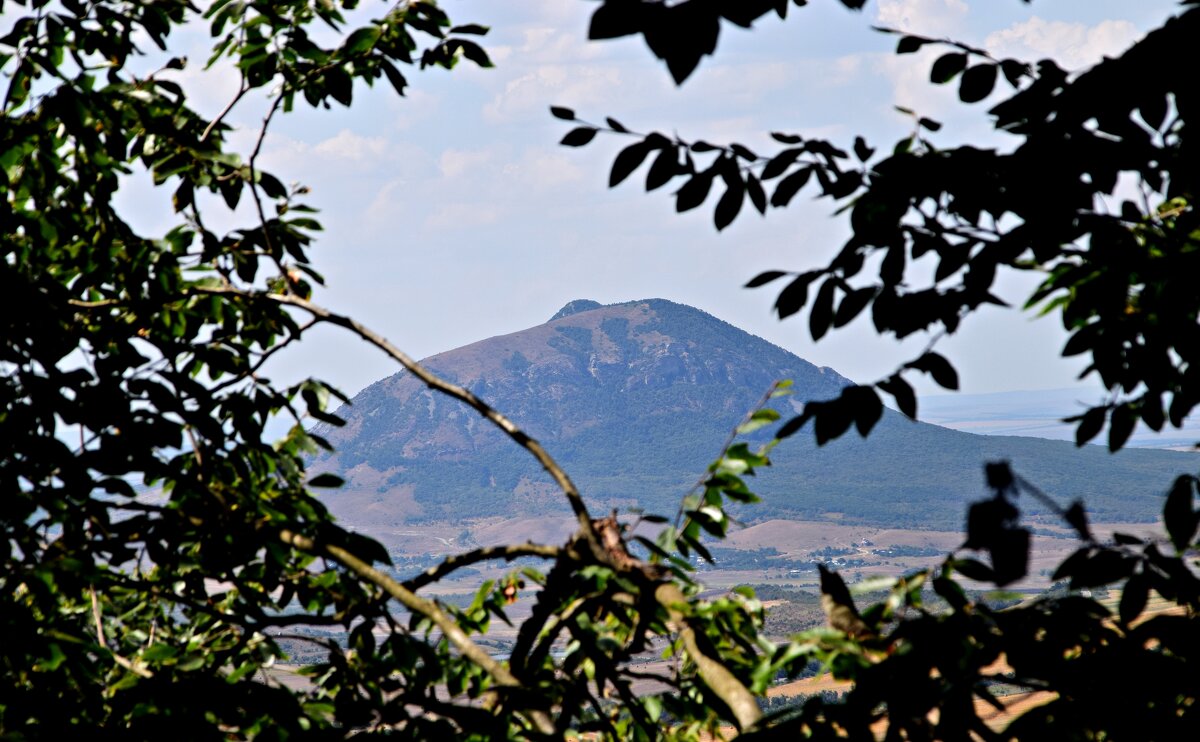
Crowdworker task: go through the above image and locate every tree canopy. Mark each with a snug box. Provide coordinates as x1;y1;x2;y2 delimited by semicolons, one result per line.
3;0;1199;739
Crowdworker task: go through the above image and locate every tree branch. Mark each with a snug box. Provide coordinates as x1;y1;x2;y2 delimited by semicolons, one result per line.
655;582;763;731
209;318;317;394
192;287;762;730
200;78;248;142
199;288;604;557
279;529;555;736
402;542;561;592
91;586;155;679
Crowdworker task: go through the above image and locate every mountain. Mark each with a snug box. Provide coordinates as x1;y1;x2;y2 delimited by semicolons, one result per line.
316;299;1196;529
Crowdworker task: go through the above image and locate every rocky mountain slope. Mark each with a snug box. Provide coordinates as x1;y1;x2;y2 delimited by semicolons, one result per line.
315;299;1195;528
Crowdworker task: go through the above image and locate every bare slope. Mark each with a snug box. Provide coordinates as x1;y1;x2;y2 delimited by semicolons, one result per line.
316;300;1195;528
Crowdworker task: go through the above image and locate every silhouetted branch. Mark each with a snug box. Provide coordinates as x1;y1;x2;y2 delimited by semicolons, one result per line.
656;582;762;731
403;542;561;591
279;528;555;735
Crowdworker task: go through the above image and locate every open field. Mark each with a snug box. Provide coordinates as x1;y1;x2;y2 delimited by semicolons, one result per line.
266;515;1185;736
358;515;1169;594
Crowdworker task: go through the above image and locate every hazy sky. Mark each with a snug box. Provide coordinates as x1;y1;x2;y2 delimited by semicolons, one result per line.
140;0;1184;405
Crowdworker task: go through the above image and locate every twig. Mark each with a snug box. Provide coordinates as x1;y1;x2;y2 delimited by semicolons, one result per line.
193;287;764;729
279;529;555;736
90;586;107;649
655;582;763;731
246;93;286;267
91;585;155;679
67;298;121;308
201;79;249;142
209;318;317;393
112;653;155;679
675;381;782;532
403;542;561;591
184;425;203;467
195;287;603;557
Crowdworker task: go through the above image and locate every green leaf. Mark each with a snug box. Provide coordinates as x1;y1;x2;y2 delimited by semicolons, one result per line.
1073;406;1107;446
675;171;714;212
905;352;959;390
746;174;767;214
930;52;968;84
809;278;837;341
140;644;179;662
713;179;745;231
760;148;802;180
1063;500;1091;541
454;40;493;68
550;106;576;120
917;117;942;132
896;35;931;54
770;166;813;207
833;286;876;328
852;136;874;162
958;63;998;103
560;127;598;147
610;141;653;187
1108;404;1136;451
877;375;917;419
34;643;67;672
342;27;382;56
745;270;788;288
1119;572;1149;625
736;408;781;434
843;385;883;437
775;272;819;319
645;147;679;191
449;24;490;35
950;558;994;582
308;473;345;488
1164;475;1199;551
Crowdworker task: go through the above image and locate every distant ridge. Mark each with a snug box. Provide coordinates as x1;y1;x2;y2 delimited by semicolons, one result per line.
922;387;1200;449
316;299;1195;528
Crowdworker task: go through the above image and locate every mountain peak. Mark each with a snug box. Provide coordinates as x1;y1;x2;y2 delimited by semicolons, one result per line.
315;298;1195;529
549;299;602;321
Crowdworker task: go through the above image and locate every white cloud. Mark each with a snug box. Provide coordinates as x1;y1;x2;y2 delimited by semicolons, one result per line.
686;62;796;106
258;129;435;177
473;22;641;123
985;17;1139;71
869;13;1141;122
507;148;584;188
874;49;963;119
388;87;442;131
482;25;609;73
829;55;866;87
313;129;389;162
875;0;969;36
364;178;411;225
424;202;502;230
439;147;495;179
870;1;974;118
483;62;624;123
443;147;579;192
693;116;761;145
